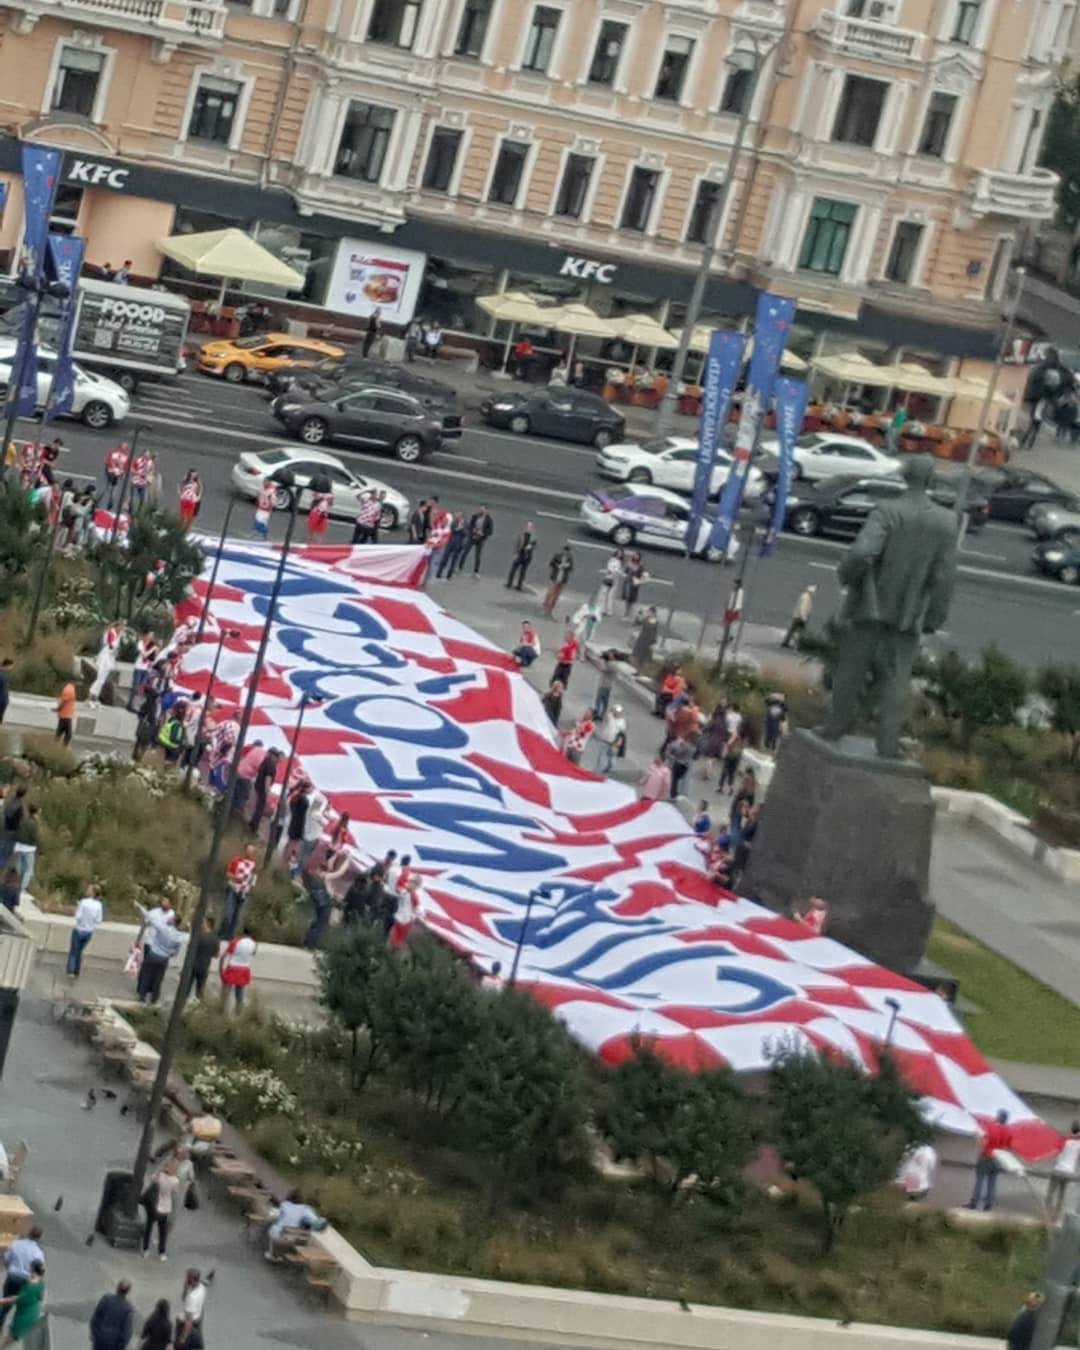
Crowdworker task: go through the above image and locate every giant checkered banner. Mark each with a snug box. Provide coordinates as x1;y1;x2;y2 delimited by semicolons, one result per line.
175;542;1058;1160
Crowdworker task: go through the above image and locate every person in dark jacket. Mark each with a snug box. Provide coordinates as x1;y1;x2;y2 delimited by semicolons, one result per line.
505;522;537;590
249;746;282;835
1005;1293;1043;1350
362;307;382;358
462;506;494;576
436;513;469;579
90;1280;134;1350
139;1299;172;1350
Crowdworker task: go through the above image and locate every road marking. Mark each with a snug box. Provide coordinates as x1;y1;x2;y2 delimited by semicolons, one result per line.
129;413;582;502
538;511;582;523
961;548;1008;562
808;562;835;572
432;451;488;466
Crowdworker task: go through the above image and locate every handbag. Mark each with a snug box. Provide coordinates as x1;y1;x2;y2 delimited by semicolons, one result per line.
184;1182;199;1211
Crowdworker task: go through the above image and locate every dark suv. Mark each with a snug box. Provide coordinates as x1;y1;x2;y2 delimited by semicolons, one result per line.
274;385;443;462
268;357;464;439
780;474;989;538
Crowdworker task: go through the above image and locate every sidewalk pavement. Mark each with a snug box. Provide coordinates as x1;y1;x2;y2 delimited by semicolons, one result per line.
1008;425;1080;495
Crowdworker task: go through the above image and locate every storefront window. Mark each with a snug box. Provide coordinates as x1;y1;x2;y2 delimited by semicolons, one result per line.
417;256;501;332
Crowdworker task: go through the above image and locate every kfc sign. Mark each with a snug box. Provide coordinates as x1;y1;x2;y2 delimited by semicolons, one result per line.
65;158;130;191
559;255;617;283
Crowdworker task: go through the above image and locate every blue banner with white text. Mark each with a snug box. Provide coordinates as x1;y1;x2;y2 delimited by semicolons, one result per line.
760;376;808;556
707;292;796;555
19;145;61;279
44;233;86;420
688;330;745;546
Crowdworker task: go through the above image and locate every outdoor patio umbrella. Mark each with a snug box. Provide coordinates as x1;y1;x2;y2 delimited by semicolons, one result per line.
544;302;616;362
611;312;677;371
673;326;808;375
476;290;552;372
157;227;304;306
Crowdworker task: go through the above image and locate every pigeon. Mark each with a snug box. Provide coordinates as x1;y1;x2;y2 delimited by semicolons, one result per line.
85;1233;95;1247
81;1089;96;1110
204;1270;215;1285
120;1102;131;1117
53;1196;63;1212
101;1088;117;1101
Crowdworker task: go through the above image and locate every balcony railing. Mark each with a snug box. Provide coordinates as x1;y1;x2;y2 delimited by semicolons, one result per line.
24;0;225;38
813;10;925;62
971;166;1059;221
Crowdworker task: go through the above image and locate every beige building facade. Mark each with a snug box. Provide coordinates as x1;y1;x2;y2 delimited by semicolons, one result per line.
0;0;1070;356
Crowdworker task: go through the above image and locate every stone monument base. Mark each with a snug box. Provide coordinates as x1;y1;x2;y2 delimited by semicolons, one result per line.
741;728;934;973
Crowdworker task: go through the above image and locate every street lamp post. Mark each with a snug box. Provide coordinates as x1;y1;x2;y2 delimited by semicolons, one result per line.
654;39;774;439
953;266;1026;536
120;472;300;1217
263;690;316;868
106;425;144;554
196;494;240;642
182;626;240;793
23;500;63;649
508;887;543;987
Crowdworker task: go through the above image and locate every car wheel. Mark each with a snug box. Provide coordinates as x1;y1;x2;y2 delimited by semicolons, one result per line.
1061;565;1079;585
611;524;635;546
116;371;137;394
379;504;398;530
81;400;112;429
789;506;820;537
1023;505;1041;530
298;417;328;445
627;467;653;485
508;414;530;435
593;427;614;449
792;462;806;481
273;486;291;511
223;363;246;384
394;435;423;463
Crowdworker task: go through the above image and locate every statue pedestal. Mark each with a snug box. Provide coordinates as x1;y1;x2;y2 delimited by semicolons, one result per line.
742;728;934;973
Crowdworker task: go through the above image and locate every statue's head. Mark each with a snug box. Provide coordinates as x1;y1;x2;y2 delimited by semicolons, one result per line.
900;455;935;491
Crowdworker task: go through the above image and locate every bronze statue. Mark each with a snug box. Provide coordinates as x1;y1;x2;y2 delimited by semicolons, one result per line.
821;455;957;758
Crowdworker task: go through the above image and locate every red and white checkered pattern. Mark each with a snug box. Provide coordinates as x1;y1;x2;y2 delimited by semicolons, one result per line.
173;542;1058;1160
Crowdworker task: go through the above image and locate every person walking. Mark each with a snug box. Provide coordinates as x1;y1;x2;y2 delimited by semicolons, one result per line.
249;746;282;835
639;754;671;801
436;512;468;579
306;488;332;543
506;522;537;590
88;622;123;707
232;741;266;818
11;805;38;895
592;650;616;720
302;862;332;949
189;915;220;1002
0;657;11;726
220;927;256;1012
352;490;382;544
423;508;452;583
90;1280;134;1350
718;726;745;794
102;442;129;511
136;905;183;1004
253;477;275;538
0;786;26;874
175;1269;207;1350
129;447;152;513
54;679;76;746
886;404;907;456
463;506;494;576
1046;1120;1080;1219
967;1108;1013;1211
781;585;815;649
141;1156;181;1260
0;1259;44;1347
542;544;573;618
220;843;257;939
138;1300;172;1350
67;884;104;979
763;690;788;752
363;307;382;358
621;552;647;619
551;627;578;689
665;733;695;800
597;549;623;616
177;471;202;531
299;788;327;872
0;1228;43;1334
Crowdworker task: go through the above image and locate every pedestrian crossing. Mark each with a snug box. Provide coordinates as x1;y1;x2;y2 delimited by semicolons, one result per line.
131;374;272;430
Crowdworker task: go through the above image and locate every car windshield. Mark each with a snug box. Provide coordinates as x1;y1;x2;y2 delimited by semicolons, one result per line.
233;336;270;350
615;495;664;517
796;433;828;449
256;450;291;465
635;438;678;455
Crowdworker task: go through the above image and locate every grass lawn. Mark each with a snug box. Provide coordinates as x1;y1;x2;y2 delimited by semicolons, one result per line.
129;1004;1045;1338
927;916;1080;1069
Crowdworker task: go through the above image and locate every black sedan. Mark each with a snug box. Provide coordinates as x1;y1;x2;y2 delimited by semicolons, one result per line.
780;474;989;539
479;388;624;449
269;358;464;439
1032;538;1080;584
274;386;443;462
981;466;1074;524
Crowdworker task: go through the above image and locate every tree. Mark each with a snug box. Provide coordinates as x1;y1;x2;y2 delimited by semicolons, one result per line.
922;646;1028;748
1038;664;1080;761
601;1042;757;1203
767;1042;931;1250
1041;76;1080;233
92;506;202;623
0;480;46;588
316;922;395;1086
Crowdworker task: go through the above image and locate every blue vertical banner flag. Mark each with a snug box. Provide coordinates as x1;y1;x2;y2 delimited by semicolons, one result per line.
707;291;797;555
688;330;746;544
44;233;86;420
0;183;7;218
760;376;809;557
18;145;61;278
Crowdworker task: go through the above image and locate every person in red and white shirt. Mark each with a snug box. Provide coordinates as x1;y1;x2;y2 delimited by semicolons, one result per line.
513;620;541;668
221;843;258;939
967;1109;1014;1211
219;928;257;1011
389;876;421;951
19;441;40;491
178;470;202;530
253;478;275;538
307;490;332;542
126;630;159;711
562;709;594;764
423;509;452;584
103;442;129;510
352;491;382;545
130;447;153;511
551;628;579;689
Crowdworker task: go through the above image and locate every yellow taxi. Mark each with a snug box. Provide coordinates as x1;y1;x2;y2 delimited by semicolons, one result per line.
197;333;345;383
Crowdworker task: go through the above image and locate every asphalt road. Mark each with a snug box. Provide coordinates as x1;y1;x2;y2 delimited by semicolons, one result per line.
30;372;1080;666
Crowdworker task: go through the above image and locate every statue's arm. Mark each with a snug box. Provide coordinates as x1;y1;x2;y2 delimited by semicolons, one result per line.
924;535;957;633
837;508;889;587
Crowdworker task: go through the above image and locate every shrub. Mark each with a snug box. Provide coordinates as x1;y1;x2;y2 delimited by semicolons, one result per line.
317;922;397;1085
20;733;78;779
922;647;1028;748
1038;665;1080;761
190;1055;297;1127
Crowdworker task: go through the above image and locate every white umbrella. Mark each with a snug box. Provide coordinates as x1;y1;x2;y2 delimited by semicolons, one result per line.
544;302;616;363
476;291;552;372
157;227;304;305
611;312;677;372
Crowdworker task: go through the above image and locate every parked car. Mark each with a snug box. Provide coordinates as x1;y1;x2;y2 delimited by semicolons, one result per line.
1032;538;1080;584
779;474;989;539
270;359;464;440
981;466;1075;524
480;388;624;448
197;333;345;383
1027;498;1080;540
757;431;901;483
274;386;443;462
230;447;409;528
579;487;723;558
0;339;129;428
595;435;766;502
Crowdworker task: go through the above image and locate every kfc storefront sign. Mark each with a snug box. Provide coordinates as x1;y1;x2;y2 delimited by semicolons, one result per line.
64;157;131;191
559;255;617;284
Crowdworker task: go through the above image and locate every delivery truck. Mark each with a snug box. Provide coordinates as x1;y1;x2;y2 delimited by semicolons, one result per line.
68;278;191;392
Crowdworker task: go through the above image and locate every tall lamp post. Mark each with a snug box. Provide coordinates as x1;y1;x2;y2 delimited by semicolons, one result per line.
263;689;317;869
508;886;544;987
654;37;776;439
182;626;240;793
196;494;241;642
102;470;299;1237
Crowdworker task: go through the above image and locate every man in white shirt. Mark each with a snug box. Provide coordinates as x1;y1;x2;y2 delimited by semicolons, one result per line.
67;885;104;980
896;1142;938;1201
590;705;627;775
298;790;327;873
177;1267;206;1345
1047;1120;1080;1218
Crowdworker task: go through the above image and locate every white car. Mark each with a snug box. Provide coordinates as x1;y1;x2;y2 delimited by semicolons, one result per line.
596;435;766;502
579;486;726;559
758;431;900;483
231;447;410;529
0;338;129;429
